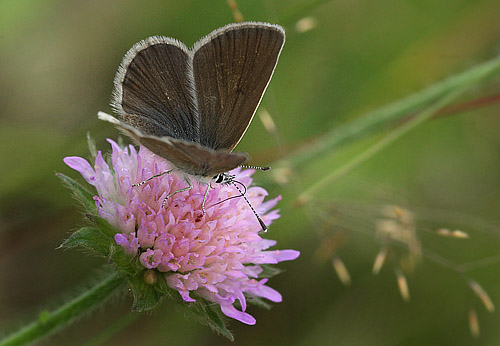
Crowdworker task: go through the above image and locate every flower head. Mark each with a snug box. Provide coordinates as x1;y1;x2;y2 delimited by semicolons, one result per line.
64;139;299;324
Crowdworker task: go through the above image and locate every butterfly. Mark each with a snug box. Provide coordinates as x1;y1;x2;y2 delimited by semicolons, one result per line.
98;22;285;230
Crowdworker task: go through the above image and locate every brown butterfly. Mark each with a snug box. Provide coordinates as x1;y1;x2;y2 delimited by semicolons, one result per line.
98;22;285;230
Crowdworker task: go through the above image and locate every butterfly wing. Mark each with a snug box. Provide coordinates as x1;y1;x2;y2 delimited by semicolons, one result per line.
98;112;248;177
107;23;282;176
111;36;200;143
140;137;249;177
191;22;285;151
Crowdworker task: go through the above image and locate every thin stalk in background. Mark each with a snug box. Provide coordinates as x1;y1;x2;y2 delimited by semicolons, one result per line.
297;85;471;203
280;55;500;170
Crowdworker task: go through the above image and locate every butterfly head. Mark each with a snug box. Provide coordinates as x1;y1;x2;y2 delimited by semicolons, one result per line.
213;173;236;185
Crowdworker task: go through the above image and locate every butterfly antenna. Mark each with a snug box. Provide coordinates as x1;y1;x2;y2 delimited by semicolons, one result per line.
239;165;271;171
231;180;268;233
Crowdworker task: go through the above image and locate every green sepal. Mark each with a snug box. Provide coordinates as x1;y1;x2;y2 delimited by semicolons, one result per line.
153;273;234;340
108;243;141;276
259;264;283;278
57;173;116;236
61;226;113;257
86;132;98;161
83;213;117;237
245;295;272;310
127;271;164;312
107;245;163;311
56;173;96;213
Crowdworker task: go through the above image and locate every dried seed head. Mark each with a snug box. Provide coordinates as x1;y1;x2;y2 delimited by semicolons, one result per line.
376;205;421;269
469;280;495;313
372;247;388;275
272;166;292;186
226;0;244;22
381;205;414;224
259;108;277;134
436;228;469;239
332;255;351;286
469;308;480;338
295;17;317;33
395;268;410;302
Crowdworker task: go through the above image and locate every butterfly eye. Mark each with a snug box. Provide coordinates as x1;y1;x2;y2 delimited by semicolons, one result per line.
213;174;225;184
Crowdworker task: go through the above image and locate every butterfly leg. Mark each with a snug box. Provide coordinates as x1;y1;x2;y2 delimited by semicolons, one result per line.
162;177;193;208
201;185;210;215
133;169;173;187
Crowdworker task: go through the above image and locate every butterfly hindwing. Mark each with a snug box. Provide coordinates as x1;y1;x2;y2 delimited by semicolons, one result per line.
98;112;247;177
139;136;249;177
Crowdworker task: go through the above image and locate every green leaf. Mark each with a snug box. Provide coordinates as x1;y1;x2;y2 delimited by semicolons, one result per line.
56;173;96;213
183;299;234;341
61;227;113;257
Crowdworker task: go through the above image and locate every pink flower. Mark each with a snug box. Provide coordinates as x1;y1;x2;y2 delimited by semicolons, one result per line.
64;139;299;325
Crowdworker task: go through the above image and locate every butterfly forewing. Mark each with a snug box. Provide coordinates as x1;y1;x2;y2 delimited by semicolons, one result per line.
192;23;285;151
112;37;200;142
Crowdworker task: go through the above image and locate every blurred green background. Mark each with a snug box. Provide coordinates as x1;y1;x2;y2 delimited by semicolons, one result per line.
2;0;500;345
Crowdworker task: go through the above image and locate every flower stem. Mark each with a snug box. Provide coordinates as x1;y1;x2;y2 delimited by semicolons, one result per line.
0;273;124;346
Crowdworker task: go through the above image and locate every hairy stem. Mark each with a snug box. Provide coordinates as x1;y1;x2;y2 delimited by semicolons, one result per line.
0;274;124;346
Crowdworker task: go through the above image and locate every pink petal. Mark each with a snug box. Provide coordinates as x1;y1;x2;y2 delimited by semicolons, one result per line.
64;156;96;185
220;304;256;325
